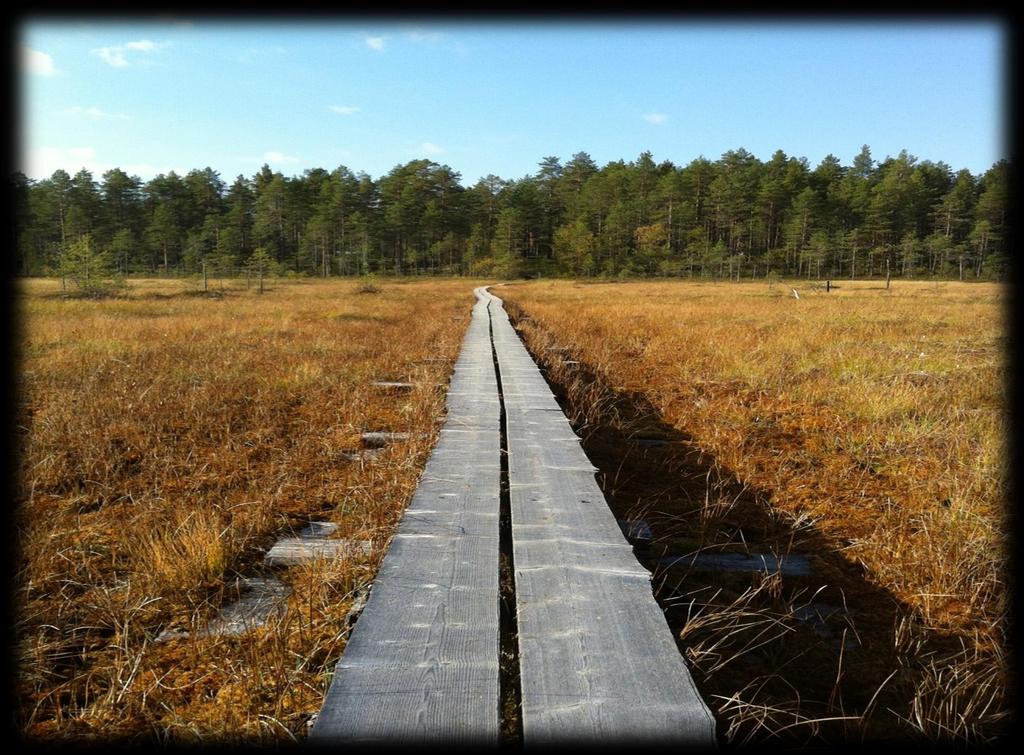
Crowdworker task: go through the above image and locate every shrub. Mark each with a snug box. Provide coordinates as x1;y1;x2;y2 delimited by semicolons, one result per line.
58;234;126;297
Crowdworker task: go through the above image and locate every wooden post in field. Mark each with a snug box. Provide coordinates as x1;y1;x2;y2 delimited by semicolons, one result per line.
886;257;891;290
258;263;264;294
202;260;208;292
826;279;831;292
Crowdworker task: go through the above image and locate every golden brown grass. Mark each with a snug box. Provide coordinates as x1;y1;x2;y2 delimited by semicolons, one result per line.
14;276;482;742
499;278;1009;744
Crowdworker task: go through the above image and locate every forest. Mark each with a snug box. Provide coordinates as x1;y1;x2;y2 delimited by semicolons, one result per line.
11;145;1010;281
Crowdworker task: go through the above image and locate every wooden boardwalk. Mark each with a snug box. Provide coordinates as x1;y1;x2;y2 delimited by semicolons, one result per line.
310;289;502;742
309;287;715;746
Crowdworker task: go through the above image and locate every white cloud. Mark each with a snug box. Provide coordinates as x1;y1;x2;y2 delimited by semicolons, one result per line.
643;113;669;125
24;145;184;181
420;141;445;156
125;40;157;52
92;39;168;68
365;36;386;51
22;46;56;76
24;146;95;178
329;105;361;115
66;106;130;120
263;151;300;164
24;146;101;178
93;47;130;67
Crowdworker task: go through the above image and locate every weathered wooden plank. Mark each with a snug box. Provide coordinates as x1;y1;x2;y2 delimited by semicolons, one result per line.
660;552;812;577
202;576;292;636
265;538;372;567
632;437;670;447
361;431;417;446
296;521;338;538
156;576;292;641
372;381;416;391
484;287;716;745
513;569;711;742
618;519;654;542
339;448;386;462
310;289;502;744
264;521;373;566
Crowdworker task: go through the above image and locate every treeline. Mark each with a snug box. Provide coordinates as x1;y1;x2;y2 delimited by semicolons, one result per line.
11;146;1010;280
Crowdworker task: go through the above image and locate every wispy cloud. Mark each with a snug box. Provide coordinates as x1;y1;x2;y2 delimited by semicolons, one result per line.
420;141;445;156
22;46;56;76
66;105;130;121
26;146;99;177
365;35;386;52
329;105;361;115
24;145;174;180
92;39;168;68
643;113;669;125
263;151;301;165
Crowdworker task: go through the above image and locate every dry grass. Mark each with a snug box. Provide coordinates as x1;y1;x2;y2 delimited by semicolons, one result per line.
14;276;482;742
500;278;1009;744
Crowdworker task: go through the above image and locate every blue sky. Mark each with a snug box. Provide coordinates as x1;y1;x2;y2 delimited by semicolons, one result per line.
19;18;1007;186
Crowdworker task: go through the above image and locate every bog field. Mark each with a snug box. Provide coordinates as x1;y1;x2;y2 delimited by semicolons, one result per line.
14;277;477;741
14;276;1009;745
500;278;1008;743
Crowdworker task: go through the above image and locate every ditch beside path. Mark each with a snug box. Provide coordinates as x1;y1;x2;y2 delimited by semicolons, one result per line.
309;286;716;745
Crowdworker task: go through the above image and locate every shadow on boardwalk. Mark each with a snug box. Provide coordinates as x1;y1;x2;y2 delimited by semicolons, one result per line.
503;304;978;747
